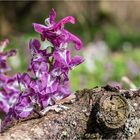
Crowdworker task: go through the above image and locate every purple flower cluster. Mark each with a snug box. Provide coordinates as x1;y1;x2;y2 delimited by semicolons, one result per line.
0;9;83;127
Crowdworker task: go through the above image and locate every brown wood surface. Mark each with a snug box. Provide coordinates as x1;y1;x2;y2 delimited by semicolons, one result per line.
0;86;140;140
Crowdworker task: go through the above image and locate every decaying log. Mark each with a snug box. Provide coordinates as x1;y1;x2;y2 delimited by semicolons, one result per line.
0;85;140;140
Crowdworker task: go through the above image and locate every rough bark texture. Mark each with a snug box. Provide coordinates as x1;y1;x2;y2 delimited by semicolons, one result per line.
0;85;140;140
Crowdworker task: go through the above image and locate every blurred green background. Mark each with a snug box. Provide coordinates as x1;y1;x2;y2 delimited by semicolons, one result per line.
0;1;140;92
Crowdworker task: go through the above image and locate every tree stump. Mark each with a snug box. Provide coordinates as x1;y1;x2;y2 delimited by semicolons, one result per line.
0;85;140;140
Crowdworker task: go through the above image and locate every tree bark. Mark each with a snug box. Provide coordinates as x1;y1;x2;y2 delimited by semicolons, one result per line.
0;85;140;140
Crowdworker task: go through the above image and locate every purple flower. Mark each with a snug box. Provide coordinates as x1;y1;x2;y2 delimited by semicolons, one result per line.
29;39;48;59
0;75;20;113
38;93;54;108
53;81;70;101
17;73;31;91
2;93;33;125
28;39;50;77
53;49;84;72
0;39;16;74
33;9;83;50
0;8;84;128
14;95;33;118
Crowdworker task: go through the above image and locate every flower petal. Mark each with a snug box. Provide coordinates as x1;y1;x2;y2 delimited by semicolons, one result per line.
49;8;56;24
70;55;84;67
53;49;70;67
32;23;47;34
54;16;75;31
29;39;41;53
64;30;83;50
14;96;33;118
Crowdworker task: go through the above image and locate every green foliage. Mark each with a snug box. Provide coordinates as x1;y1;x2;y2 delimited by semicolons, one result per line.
103;26;122;49
70;48;140;91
